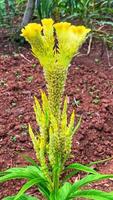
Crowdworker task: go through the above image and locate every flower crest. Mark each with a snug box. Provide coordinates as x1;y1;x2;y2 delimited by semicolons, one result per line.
21;18;90;69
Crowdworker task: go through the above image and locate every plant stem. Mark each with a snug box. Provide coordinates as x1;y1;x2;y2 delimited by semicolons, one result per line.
44;68;67;120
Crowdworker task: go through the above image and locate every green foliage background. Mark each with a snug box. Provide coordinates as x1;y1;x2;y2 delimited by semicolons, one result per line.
1;0;113;26
0;0;113;47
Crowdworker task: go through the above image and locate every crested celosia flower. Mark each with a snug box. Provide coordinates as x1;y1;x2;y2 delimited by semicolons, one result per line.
21;19;90;187
21;19;90;68
21;19;90;120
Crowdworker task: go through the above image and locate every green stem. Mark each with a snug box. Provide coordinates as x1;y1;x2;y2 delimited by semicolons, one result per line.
44;68;67;120
52;157;61;200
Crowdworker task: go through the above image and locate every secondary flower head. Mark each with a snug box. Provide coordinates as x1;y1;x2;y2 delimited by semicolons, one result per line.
21;19;91;69
21;23;42;44
41;18;54;39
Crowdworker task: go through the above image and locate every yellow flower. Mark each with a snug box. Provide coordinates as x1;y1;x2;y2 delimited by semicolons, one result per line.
41;18;55;64
21;23;42;43
53;22;71;49
66;25;91;57
21;19;91;119
41;18;54;27
70;25;90;35
41;18;54;38
21;19;91;69
70;25;91;41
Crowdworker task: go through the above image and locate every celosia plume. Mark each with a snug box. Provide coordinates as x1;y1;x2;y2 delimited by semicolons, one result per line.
21;19;90;119
21;19;90;69
21;19;90;189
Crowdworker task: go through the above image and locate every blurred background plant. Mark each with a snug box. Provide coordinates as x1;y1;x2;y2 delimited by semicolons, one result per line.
0;0;113;50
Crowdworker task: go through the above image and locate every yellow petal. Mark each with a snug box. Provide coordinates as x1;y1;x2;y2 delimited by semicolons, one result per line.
21;23;42;41
54;22;71;31
70;25;91;36
41;18;54;26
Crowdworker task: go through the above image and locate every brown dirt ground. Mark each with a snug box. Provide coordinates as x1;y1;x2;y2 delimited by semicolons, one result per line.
0;31;113;199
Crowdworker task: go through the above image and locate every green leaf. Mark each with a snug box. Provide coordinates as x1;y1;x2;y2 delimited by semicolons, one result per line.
62;13;79;21
14;178;43;200
22;155;40;168
71;189;113;200
41;90;49;114
62;170;79;183
27;76;33;83
61;96;68;131
37;0;53;19
3;193;38;200
57;182;72;200
34;96;42;126
65;163;98;175
72;116;82;135
52;160;61;193
68;174;113;198
96;21;113;26
0;166;50;199
0;166;45;183
28;124;39;158
38;183;50;199
62;163;98;184
41;90;49;127
87;156;113;167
